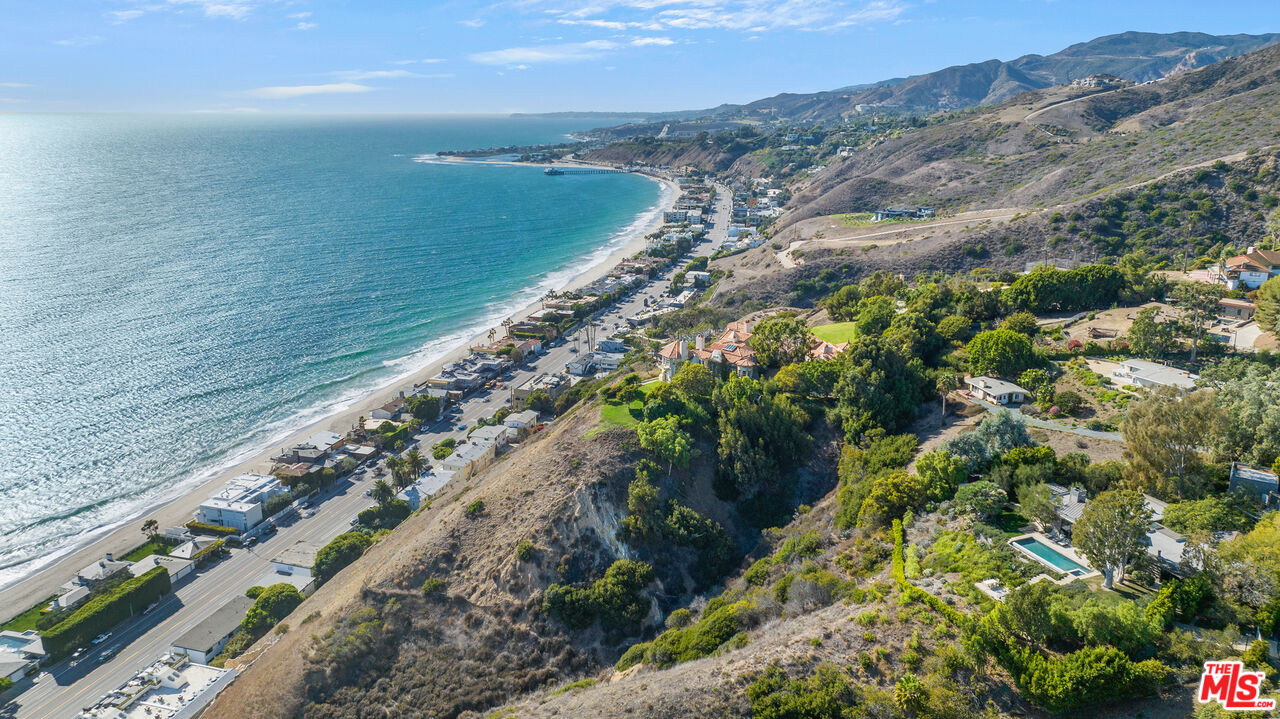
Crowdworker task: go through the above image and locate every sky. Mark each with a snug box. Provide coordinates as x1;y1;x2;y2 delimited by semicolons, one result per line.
0;0;1275;113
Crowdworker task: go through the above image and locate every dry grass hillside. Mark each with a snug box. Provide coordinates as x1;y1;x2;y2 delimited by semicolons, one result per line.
780;43;1280;229
204;405;662;719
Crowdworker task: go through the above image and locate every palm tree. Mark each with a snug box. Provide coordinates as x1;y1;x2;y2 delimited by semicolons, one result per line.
384;456;404;487
936;372;961;417
370;479;394;507
488;327;497;344
401;449;425;487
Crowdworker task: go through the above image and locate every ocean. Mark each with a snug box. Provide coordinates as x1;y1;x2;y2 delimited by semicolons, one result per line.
0;114;663;587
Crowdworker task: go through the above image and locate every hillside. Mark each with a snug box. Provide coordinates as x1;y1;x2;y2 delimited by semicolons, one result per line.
583;31;1279;125
776;41;1280;229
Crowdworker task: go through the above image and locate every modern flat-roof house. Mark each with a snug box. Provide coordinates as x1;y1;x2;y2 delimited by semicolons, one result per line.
596;337;628;354
1111;358;1198;391
513;373;568;403
77;652;237;719
469;424;510;448
504;409;540;430
1228;463;1279;510
965;376;1028;405
270;540;320;590
194;473;286;532
441;441;496;479
657;322;759;381
170;595;254;664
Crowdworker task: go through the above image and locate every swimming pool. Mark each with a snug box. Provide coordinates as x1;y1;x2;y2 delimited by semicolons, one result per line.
1011;536;1092;576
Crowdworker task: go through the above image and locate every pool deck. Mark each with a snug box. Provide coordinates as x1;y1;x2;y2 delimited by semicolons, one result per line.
1008;531;1101;582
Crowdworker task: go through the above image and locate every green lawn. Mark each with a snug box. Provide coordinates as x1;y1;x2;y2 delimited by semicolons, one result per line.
122;540;170;562
600;400;644;427
812;322;859;344
1;597;57;633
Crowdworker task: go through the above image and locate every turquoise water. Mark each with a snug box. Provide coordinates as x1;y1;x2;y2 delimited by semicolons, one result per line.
1013;537;1091;574
0;114;662;587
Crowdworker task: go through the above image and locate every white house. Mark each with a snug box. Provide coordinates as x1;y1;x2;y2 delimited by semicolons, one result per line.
1112;359;1198;391
965;376;1028;405
0;629;45;681
73;554;132;588
195;473;286;532
77;652;237;719
470;424;510;448
441;441;496;479
170;595;254;664
270;540;320;587
504;409;539;430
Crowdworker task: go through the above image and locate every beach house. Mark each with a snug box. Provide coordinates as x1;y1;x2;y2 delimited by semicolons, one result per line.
441;441;497;479
0;629;45;682
170;595;254;664
73;554;132;588
130;554;194;583
194;473;287;532
77;652;236;719
270;540;320;591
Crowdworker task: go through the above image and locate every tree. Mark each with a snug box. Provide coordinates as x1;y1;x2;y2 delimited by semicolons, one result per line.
954;480;1006;518
313;531;373;584
714;377;811;500
854;295;896;337
935;371;960;417
1205;360;1280;467
858;471;925;528
1018;368;1052;394
667;362;714;407
524;389;554;413
916;450;966;502
1072;490;1152;588
1001;310;1039;335
1171;282;1225;364
1161;495;1253;534
1126;306;1176;358
400;450;425;488
370;478;395;507
141;519;159;543
1017;483;1060;530
748;315;813;368
1256;275;1280;333
966;328;1034;378
1121;387;1220;499
824;284;862;322
833;336;929;441
936;314;972;343
637;415;693;475
1051;390;1083;416
241;583;304;637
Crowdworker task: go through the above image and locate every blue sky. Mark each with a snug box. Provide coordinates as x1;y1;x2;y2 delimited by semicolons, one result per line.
0;1;1274;113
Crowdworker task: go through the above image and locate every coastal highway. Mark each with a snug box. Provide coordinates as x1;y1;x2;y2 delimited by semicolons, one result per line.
6;181;729;719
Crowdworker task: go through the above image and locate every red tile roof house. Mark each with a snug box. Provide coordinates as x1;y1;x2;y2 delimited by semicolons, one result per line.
658;321;759;380
1209;247;1280;290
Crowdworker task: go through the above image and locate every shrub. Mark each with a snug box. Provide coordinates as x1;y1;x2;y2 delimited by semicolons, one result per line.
184;521;239;536
1012;645;1168;712
543;559;654;630
620;600;748;669
465;499;485;517
313;532;372;585
747;664;855;719
41;567;172;658
515;539;534;562
422;578;446;596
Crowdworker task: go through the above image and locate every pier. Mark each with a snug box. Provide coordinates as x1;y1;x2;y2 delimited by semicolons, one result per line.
544;167;625;175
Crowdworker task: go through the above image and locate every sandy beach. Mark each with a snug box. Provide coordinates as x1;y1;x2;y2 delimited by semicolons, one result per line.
0;163;680;620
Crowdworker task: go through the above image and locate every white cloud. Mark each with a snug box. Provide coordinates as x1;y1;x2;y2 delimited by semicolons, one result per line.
54;35;103;47
631;36;674;45
331;69;423;81
246;82;373;99
294;21;318;30
200;3;254;19
501;0;907;33
391;58;448;65
0;98;27;103
108;9;145;23
0;82;31;88
287;11;312;18
469;39;618;66
459;18;486;28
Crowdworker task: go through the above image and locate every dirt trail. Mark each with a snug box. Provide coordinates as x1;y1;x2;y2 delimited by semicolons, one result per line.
777;209;1021;268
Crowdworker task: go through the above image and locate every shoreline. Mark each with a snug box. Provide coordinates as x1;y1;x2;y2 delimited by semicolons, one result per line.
0;162;680;618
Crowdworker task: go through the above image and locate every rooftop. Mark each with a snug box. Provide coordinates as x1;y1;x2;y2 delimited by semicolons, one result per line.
78;653;235;719
172;596;254;654
201;473;283;513
966;376;1028;396
271;540;321;570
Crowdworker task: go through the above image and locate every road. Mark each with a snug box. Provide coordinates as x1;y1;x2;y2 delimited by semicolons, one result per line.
967;395;1124;442
5;182;728;719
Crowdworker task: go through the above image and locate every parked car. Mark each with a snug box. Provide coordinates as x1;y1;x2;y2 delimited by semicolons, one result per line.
245;536;258;547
